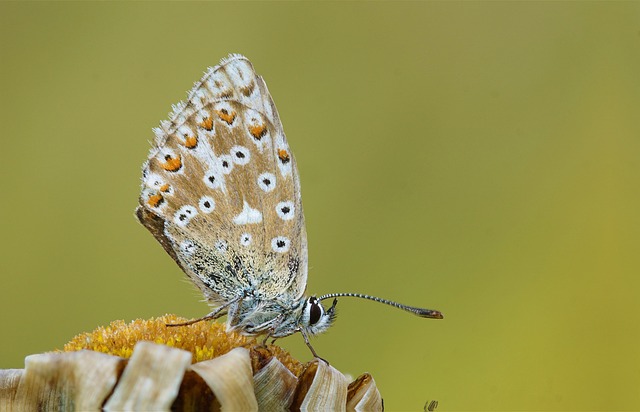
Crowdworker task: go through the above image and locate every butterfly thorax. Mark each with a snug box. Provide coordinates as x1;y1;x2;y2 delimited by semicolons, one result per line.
226;293;304;337
227;294;337;338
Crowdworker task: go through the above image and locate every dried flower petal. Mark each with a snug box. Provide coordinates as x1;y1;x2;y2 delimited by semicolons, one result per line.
1;318;386;410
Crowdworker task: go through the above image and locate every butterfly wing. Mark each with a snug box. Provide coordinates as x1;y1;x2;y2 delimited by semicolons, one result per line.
137;54;308;308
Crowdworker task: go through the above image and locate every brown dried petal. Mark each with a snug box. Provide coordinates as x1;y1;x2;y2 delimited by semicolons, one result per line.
347;373;383;411
291;360;349;411
190;347;258;410
104;341;191;410
254;356;298;410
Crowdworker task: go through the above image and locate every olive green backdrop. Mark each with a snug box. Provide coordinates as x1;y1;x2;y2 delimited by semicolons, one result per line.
1;3;639;410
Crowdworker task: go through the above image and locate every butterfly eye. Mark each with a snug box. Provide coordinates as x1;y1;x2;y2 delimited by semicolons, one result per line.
308;297;323;325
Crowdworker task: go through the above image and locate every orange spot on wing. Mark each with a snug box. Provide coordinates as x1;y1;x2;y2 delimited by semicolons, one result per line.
147;194;164;208
278;149;290;164
199;117;213;131
159;184;170;192
215;109;236;125
161;155;182;172
249;124;267;140
184;135;197;148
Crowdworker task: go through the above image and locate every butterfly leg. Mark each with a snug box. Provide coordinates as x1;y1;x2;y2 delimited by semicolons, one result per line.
257;314;284;346
165;296;241;327
300;328;329;364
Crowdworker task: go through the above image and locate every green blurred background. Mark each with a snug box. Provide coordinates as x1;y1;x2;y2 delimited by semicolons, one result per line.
1;3;639;410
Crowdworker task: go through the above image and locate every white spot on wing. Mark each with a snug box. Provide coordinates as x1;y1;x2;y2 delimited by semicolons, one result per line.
276;201;295;221
257;172;276;192
143;173;165;191
219;154;234;174
240;233;252;246
230;145;250;165
233;201;263;225
271;236;290;253
174;205;197;227
199;196;215;213
207;72;232;99
227;59;255;89
204;170;223;190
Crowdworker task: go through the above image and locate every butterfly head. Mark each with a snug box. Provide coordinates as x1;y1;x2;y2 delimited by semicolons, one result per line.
299;296;338;336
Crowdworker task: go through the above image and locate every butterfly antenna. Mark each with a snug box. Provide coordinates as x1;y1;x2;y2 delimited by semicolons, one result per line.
317;293;444;319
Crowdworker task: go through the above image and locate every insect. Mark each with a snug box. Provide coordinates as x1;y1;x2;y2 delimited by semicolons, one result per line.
136;54;443;358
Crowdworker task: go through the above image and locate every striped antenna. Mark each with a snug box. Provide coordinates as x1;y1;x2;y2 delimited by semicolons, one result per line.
317;293;443;319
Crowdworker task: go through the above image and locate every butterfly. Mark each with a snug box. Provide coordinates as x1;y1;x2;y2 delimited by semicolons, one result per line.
136;54;442;358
